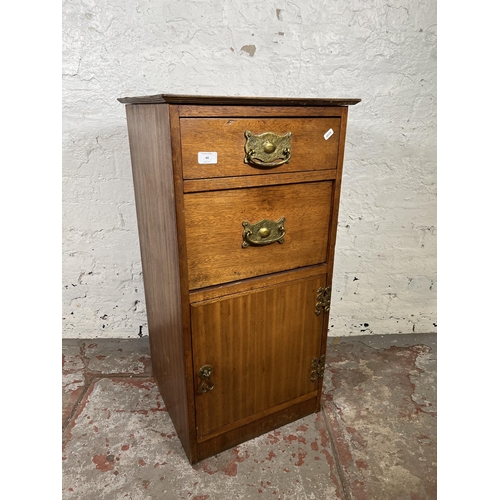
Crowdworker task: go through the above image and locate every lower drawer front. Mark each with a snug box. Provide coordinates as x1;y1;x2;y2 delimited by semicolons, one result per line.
184;181;333;289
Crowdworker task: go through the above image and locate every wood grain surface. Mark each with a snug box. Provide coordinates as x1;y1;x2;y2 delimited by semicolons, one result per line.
167;105;199;461
121;97;355;464
124;103;194;462
118;93;361;107
183;170;336;193
178;105;347;117
189;264;328;304
184;181;333;289
316;107;349;412
180;117;341;179
196;396;318;462
191;274;326;437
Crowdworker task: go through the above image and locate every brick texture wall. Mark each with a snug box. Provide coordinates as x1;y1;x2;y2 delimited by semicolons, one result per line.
62;0;437;338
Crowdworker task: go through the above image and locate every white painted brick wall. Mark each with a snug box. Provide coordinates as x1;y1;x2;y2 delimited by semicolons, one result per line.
62;0;436;338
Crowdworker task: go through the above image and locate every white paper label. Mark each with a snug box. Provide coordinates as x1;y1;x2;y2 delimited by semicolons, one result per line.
324;128;334;140
198;152;218;164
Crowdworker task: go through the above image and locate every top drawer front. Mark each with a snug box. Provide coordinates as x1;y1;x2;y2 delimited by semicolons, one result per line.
180;117;341;179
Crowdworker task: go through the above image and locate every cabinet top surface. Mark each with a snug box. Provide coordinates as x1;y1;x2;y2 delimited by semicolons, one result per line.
117;93;361;106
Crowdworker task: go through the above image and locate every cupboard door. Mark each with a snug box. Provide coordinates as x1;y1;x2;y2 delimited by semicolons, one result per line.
191;274;327;438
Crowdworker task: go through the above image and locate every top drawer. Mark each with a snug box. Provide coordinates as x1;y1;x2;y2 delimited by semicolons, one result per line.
180;117;341;180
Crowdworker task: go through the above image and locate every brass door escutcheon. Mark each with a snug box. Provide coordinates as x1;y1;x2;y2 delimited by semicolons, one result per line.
197;365;215;394
242;217;286;248
244;131;292;168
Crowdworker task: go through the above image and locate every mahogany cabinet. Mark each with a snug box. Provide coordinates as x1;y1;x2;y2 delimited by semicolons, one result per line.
118;94;361;463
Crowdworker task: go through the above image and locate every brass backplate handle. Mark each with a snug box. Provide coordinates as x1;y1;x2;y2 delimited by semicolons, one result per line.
197;365;215;394
242;217;286;248
244;131;292;168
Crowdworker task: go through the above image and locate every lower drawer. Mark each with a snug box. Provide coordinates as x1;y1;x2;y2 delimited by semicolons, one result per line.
184;181;333;289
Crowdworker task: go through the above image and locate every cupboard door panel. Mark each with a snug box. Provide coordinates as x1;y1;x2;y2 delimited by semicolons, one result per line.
191;274;326;438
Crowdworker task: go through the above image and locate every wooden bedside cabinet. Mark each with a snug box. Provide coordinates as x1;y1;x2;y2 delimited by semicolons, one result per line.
118;94;361;463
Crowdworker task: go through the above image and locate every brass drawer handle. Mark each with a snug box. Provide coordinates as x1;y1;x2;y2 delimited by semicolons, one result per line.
197;365;215;394
244;131;292;168
242;217;286;248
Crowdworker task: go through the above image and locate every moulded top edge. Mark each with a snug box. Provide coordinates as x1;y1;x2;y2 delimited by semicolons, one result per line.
117;94;362;106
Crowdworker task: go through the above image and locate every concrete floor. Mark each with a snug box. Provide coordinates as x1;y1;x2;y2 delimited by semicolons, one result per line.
62;334;436;500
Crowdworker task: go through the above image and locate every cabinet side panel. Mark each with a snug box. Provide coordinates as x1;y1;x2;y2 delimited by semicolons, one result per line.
330;107;349;263
317;107;349;411
125;103;192;461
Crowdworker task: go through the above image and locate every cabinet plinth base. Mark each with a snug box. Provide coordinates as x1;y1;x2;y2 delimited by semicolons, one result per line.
194;396;318;464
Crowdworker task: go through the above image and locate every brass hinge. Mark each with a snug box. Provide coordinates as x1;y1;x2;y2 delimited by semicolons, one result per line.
311;354;326;382
315;286;331;315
